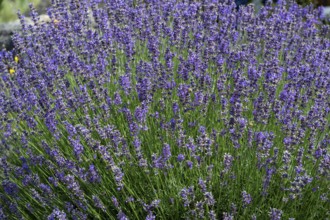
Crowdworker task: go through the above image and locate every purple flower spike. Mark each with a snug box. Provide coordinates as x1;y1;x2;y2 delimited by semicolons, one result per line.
117;210;129;220
186;161;193;169
146;211;156;220
47;208;67;220
177;154;185;162
268;208;283;220
162;143;171;161
242;191;252;207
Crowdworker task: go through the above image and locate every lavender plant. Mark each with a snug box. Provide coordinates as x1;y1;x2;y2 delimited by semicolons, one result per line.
0;0;330;219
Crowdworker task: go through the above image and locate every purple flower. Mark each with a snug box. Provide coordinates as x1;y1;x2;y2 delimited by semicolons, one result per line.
223;153;234;171
199;126;206;134
268;208;283;220
114;92;122;105
172;102;179;115
136;76;152;102
0;0;330;218
186;139;196;152
134;104;148;123
70;137;84;159
223;212;234;220
177;154;185;162
198;178;207;193
112;166;124;190
162;143;171;161
62;175;84;200
186;160;193;169
2;180;19;197
237;117;247;129
241;191;252;206
204;192;216;206
146;211;156;220
152;153;163;169
39;183;53;195
112;196;119;208
92;195;106;212
208;210;217;220
88;164;101;183
119;75;131;95
64;121;77;136
47;208;67;220
180;187;194;207
177;84;190;104
117;210;129;220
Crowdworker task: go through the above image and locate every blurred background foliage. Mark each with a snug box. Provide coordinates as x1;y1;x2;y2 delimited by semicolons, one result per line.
0;0;41;23
0;0;329;23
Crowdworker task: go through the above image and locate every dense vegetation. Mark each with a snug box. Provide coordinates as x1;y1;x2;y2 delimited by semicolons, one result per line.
0;0;329;219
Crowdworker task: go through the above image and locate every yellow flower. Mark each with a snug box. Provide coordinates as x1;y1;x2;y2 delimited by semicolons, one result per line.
9;68;15;75
53;19;60;26
14;56;19;63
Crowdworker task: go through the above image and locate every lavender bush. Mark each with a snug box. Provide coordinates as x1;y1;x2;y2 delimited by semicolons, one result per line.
0;0;330;219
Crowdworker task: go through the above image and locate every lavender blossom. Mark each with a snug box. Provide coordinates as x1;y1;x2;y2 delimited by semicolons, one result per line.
241;191;252;207
177;154;185;162
223;153;234;171
268;208;283;220
145;211;156;220
112;196;119;209
117;210;129;220
92;195;106;212
47;208;67;220
223;212;234;220
0;0;329;219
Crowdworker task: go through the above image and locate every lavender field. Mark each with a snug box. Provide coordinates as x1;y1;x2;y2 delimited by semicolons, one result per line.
0;0;330;219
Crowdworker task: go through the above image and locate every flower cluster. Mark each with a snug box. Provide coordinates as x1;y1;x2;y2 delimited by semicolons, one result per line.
0;0;330;219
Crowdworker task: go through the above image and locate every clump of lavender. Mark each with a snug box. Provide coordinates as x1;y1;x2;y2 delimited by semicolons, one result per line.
0;0;330;219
